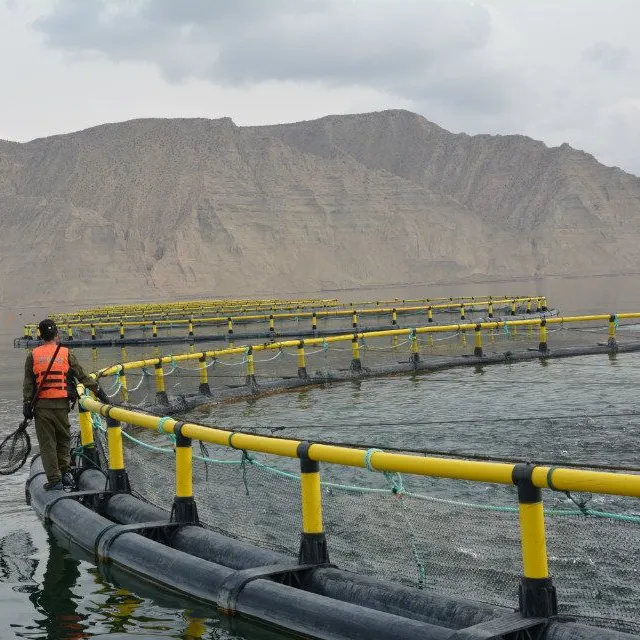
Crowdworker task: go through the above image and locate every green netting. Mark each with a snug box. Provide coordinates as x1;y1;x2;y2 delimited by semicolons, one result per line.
89;412;640;634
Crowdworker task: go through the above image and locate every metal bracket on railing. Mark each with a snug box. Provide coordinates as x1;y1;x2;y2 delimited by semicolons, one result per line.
94;520;184;564
43;489;114;525
448;611;548;639
217;562;333;616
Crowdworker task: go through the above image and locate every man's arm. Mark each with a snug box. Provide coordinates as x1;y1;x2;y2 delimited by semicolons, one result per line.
23;353;35;405
68;352;99;392
68;352;110;403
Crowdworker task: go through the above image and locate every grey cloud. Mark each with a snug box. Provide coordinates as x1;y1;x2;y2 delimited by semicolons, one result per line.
582;42;630;71
33;0;509;115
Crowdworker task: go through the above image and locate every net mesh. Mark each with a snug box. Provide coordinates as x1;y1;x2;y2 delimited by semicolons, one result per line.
0;423;31;476
77;309;640;635
91;421;640;634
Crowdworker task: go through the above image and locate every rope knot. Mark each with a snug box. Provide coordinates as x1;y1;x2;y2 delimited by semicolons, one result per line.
364;448;383;471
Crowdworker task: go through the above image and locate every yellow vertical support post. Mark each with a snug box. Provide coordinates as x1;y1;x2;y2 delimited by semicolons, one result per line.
67;325;74;341
427;306;433;323
541;297;548;312
312;312;318;336
391;308;399;349
269;314;275;337
119;366;129;403
227;317;233;344
297;442;329;564
538;319;548;353
155;360;168;405
409;329;419;367
119;321;125;340
488;299;494;319
172;422;199;524
297;340;309;379
513;464;556;617
188;317;194;341
350;334;362;371
526;298;532;314
77;404;99;467
474;324;483;358
152;321;158;338
608;314;618;352
245;346;257;388
91;324;96;340
198;353;211;395
511;299;517;316
106;413;131;492
352;310;358;330
460;304;466;321
23;325;30;339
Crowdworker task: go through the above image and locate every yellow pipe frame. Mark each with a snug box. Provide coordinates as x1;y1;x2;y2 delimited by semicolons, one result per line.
297;342;306;369
155;362;165;393
119;368;129;402
198;355;208;385
300;471;324;534
78;395;640;499
519;501;549;578
92;311;640;380
351;336;360;361
79;408;95;446
175;444;193;498
106;420;125;470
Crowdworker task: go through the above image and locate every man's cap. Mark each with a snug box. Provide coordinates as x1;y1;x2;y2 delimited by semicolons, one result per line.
38;318;58;341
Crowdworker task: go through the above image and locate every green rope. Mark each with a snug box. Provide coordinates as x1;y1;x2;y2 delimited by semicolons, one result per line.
157;416;176;444
364;448;383;471
86;422;640;525
240;450;256;496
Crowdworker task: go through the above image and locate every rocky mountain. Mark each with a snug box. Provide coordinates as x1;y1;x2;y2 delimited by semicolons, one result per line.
1;110;639;306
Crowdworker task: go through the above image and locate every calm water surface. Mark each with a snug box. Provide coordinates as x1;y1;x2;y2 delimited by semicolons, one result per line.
2;274;640;638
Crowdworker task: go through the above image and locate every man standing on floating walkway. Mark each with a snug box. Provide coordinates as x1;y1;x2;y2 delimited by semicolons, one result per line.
23;318;109;490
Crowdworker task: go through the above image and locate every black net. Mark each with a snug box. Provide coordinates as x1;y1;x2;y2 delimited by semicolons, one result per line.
0;423;31;476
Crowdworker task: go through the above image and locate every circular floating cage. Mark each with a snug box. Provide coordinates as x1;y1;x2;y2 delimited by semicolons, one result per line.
21;294;640;638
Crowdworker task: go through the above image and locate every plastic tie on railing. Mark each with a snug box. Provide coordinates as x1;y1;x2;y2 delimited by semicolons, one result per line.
157;416;176;444
322;339;329;352
364;448;383;471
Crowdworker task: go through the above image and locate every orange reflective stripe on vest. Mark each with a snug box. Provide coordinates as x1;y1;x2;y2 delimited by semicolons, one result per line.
32;343;70;399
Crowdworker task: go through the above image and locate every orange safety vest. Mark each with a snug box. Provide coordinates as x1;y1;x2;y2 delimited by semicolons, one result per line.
32;343;70;399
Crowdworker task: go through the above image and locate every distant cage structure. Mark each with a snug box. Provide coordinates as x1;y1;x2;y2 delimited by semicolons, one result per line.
21;294;640;635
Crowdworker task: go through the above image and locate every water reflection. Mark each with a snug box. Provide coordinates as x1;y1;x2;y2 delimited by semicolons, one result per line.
3;531;235;640
26;536;88;640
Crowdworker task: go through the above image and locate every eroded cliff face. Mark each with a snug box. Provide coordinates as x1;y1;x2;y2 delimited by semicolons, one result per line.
1;110;639;306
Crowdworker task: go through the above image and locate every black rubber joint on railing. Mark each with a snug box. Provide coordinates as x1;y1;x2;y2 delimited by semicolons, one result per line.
519;576;557;618
173;421;190;447
297;441;319;473
512;463;541;503
171;497;200;525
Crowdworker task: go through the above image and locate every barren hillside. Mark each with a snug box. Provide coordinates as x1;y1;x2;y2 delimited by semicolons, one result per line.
1;110;639;305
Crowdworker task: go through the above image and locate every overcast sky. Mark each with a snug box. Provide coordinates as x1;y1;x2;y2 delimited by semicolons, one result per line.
2;0;639;175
